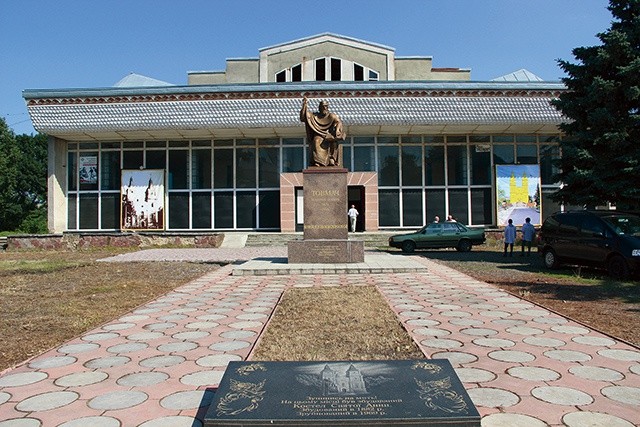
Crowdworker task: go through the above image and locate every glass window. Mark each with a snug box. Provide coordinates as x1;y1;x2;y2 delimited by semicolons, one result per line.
192;192;212;229
316;58;326;81
79;193;98;229
517;144;538;164
342;144;351;171
425;190;445;223
471;188;492;225
283;138;304;146
447;145;468;186
168;192;189;229
236;148;256;188
283;147;304;173
425;146;445;186
401;145;422;186
192;149;212;189
331;58;341;81
192;140;211;147
214;149;233;188
79;142;99;150
259;191;280;229
378;136;398;145
471;144;491;185
354;63;364;81
448;189;469;224
353;136;374;145
169;140;189;148
369;70;378;81
101;152;120;191
146;150;166;169
67;152;77;191
493;135;514;143
276;70;286;82
236;191;256;228
378;146;399;186
379;189;400;226
353;146;375;171
213;139;233;147
236;138;254;146
79;153;98;191
447;135;466;143
292;64;302;82
168;150;188;189
259;147;279;188
402;189;423;226
214;191;234;228
101;141;121;149
493;145;515;164
540;145;560;185
123;150;143;169
100;193;120;229
146;141;166;148
68;193;77;229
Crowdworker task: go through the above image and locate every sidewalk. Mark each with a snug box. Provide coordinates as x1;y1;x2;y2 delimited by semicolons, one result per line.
0;248;638;426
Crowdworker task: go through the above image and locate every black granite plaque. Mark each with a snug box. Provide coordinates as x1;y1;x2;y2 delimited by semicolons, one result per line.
204;360;480;426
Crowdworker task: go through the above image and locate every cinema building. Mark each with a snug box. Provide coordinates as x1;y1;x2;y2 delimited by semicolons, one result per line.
23;34;565;234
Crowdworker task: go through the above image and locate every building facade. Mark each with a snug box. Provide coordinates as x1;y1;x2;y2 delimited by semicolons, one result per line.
23;34;565;234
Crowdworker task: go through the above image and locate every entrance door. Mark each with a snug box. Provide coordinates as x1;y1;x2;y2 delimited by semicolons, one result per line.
295;187;304;232
347;186;365;232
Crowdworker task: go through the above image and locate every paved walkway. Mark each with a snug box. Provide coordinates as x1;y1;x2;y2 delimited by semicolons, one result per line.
0;248;638;426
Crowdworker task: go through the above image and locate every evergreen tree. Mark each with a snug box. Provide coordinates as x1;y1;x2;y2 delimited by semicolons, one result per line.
552;0;640;209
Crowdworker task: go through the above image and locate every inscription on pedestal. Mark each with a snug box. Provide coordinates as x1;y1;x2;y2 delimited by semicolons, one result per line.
303;168;348;240
205;360;480;426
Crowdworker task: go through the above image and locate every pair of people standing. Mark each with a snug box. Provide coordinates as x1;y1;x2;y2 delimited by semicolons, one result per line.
503;217;536;256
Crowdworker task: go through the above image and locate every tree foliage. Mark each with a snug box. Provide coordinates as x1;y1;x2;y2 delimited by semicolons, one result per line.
0;117;48;232
552;0;640;209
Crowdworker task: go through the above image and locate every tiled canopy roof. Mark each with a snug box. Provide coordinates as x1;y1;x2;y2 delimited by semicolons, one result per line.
24;82;566;138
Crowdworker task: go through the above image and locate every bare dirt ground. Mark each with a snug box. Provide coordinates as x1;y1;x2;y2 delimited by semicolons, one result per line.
0;249;220;371
1;245;638;372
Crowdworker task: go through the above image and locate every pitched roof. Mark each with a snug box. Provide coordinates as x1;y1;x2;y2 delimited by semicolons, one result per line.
114;73;173;87
492;69;545;82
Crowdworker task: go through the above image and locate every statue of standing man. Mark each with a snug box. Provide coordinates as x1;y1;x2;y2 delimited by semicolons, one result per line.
300;97;346;167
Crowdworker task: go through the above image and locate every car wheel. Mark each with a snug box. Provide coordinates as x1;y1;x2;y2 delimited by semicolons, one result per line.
543;249;559;269
608;255;630;280
456;239;472;252
401;241;416;253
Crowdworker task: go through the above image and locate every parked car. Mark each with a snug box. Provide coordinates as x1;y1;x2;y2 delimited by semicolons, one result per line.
538;210;640;279
389;222;486;253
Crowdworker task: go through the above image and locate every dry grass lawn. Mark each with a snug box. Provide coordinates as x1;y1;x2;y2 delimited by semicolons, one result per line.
251;286;424;361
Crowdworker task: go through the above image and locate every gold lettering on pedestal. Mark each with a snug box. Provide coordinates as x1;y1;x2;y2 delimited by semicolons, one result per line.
280;396;403;417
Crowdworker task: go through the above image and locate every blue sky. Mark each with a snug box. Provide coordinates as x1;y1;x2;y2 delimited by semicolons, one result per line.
2;0;612;135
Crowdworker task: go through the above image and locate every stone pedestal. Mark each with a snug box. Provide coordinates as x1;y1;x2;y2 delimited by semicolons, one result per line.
287;168;364;263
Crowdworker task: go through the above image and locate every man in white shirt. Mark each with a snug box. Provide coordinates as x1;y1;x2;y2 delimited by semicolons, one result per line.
520;217;536;256
347;205;359;232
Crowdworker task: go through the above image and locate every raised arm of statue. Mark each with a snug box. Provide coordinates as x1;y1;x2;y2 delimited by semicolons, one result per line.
300;97;346;167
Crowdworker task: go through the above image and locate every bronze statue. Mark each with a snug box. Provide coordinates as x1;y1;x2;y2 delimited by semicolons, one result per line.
300;97;346;166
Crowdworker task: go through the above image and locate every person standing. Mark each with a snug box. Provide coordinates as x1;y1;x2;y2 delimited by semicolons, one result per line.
504;218;516;257
347;204;359;232
520;217;536;256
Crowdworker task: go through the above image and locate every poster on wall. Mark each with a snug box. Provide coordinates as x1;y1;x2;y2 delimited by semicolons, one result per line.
79;156;98;185
496;164;541;226
121;169;165;231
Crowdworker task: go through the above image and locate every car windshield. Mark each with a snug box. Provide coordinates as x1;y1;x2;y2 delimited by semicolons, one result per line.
601;214;640;236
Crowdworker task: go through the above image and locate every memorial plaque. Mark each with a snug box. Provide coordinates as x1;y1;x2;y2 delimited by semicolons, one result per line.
204;360;480;427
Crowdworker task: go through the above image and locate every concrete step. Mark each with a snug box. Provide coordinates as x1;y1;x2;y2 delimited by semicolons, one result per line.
244;232;395;248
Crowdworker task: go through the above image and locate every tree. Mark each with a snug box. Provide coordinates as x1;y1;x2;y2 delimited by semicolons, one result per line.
551;0;640;210
0;117;48;232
